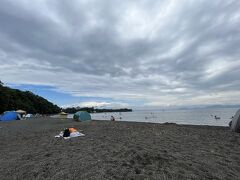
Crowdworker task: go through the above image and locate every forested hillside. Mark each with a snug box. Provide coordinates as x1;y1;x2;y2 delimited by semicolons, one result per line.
0;82;60;114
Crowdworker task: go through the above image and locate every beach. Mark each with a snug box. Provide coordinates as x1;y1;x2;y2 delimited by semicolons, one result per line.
0;118;240;180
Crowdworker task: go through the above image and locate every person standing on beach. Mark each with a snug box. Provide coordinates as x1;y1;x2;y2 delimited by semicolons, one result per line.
110;116;115;121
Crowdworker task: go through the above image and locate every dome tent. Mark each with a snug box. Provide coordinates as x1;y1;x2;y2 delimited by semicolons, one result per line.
231;109;240;132
0;111;20;121
16;109;26;118
25;114;34;118
73;111;91;122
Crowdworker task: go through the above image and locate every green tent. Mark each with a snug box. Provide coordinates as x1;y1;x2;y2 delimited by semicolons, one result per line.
73;111;91;121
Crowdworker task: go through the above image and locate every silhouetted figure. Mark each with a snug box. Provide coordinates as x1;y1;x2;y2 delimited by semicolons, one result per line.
110;116;115;121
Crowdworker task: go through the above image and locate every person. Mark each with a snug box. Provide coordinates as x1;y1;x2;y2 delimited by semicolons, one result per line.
69;128;77;133
110;116;115;121
229;120;232;127
63;128;70;137
17;114;21;120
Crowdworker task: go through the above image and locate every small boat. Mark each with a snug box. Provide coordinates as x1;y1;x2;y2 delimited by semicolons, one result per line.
214;116;220;120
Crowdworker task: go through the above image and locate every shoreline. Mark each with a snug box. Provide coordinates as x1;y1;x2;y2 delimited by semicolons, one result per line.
0;118;239;179
0;117;230;128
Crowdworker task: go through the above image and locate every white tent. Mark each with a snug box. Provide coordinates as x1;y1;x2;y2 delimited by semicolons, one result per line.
231;109;240;132
25;114;34;118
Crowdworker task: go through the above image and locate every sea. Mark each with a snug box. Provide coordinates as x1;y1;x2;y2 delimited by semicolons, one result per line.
68;107;239;127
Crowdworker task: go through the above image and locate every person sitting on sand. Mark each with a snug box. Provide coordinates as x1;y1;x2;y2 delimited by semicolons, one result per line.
110;116;115;121
55;127;85;139
63;128;70;137
63;128;78;137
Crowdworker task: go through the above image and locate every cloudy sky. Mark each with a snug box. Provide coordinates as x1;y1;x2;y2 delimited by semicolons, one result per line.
0;0;240;108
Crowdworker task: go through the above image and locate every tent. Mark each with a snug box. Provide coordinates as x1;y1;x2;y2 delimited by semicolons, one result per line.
0;111;20;121
25;114;34;118
16;109;26;118
59;112;68;118
231;109;240;132
73;111;91;121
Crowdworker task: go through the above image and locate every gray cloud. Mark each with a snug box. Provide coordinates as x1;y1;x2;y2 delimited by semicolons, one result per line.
0;0;240;107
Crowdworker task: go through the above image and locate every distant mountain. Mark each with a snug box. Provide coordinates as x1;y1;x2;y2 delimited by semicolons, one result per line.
0;83;61;114
170;104;240;110
205;104;240;109
134;104;240;111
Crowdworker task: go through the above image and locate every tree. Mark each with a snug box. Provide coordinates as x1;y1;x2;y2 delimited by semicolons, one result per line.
0;85;61;114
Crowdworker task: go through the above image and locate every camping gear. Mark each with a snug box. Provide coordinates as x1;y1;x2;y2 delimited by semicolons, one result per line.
16;110;26;118
25;114;34;118
73;111;91;121
231;109;240;132
55;128;85;139
59;112;68;118
16;110;26;114
0;111;20;121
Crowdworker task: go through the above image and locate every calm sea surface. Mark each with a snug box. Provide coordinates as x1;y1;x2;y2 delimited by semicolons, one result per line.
87;108;239;126
67;108;239;126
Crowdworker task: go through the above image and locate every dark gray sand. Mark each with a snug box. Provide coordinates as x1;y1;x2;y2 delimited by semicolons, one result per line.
0;118;240;180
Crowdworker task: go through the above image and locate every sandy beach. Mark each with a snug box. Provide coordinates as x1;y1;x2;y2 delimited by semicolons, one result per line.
0;118;240;180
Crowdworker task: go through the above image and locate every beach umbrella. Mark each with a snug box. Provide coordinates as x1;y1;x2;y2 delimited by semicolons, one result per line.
16;110;26;114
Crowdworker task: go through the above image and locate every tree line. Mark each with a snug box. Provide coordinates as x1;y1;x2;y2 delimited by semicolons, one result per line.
62;107;132;114
0;82;61;114
0;80;132;114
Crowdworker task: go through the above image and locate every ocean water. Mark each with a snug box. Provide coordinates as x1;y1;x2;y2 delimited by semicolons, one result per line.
83;108;239;126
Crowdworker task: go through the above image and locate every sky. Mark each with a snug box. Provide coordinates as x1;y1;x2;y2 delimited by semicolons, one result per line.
0;0;240;109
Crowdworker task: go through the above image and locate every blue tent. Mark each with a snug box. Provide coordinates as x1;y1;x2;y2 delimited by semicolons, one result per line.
0;111;20;121
73;111;91;121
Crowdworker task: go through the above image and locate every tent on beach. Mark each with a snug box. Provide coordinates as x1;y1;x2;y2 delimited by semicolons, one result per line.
0;111;20;121
25;114;34;118
73;111;91;122
16;109;27;118
231;109;240;132
59;112;68;118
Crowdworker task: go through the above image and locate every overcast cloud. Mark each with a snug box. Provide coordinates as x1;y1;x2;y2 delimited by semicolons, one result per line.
0;0;240;108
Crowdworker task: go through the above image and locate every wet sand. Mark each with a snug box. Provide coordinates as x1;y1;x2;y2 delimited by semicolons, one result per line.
0;118;240;180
